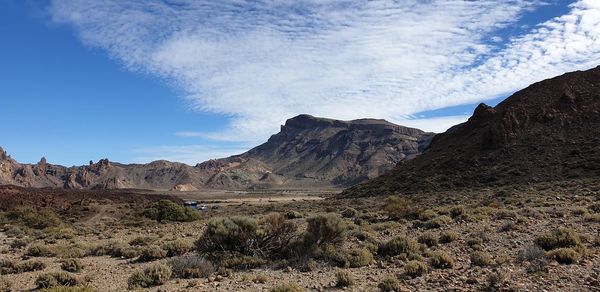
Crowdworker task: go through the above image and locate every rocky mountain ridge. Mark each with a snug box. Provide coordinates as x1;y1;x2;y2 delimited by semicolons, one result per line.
345;65;600;196
0;115;433;190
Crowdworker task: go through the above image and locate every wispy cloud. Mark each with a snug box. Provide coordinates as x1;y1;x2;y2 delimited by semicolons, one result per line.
49;0;600;143
132;145;249;165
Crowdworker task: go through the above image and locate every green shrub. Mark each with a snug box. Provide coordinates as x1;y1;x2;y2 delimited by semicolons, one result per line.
347;248;373;268
378;276;401;292
61;259;83;273
138;245;167;262
546;248;581;264
27;244;56;257
418;233;438;247
197;213;297;258
335;271;354;287
535;228;580;251
430;251;455;269
379;236;419;257
128;264;172;289
270;283;304;292
424;215;452;229
128;236;156;246
449;205;466;218
18;260;46;273
419;209;438;221
162;239;194;257
142;200;200;222
439;231;458;244
341;208;358;218
35;272;78;289
384;196;420;219
169;255;214;279
87;242;139;259
404;260;428;278
7;208;62;229
304;213;347;247
470;251;494;267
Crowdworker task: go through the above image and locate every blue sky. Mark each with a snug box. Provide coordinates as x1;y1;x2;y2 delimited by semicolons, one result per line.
1;0;599;166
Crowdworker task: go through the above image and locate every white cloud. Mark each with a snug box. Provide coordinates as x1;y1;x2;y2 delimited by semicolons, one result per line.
49;0;600;143
132;145;249;165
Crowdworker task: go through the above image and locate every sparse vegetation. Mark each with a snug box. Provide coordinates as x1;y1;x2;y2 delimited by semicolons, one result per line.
546;248;581;264
404;260;428;277
470;251;494;267
378;276;401;292
61;259;83;273
439;231;458;244
430;251;455;269
138;245;168;262
163;239;194;257
535;228;581;251
270;283;304;292
379;235;419;257
418;233;438;247
169;255;215;279
127;264;172;289
142;200;200;222
335;270;354;287
35;272;78;289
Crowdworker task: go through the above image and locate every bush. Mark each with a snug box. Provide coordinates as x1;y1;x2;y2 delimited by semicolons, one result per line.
418;233;438;247
378;276;401;292
384;196;420;219
347;248;374;268
253;274;268;284
270;283;304;292
35;272;78;289
470;251;494;267
7;208;62;229
585;213;600;223
87;242;139;259
304;213;347;247
27;244;56;257
439;231;458;244
128;236;156;246
285;211;302;219
138;245;167;262
10;239;28;249
430;251;455;269
419;209;438;221
379;236;419;257
449;205;466;218
424;215;452;229
404;260;428;278
39;286;94;292
335;271;354;287
142;200;200;222
535;228;580;251
169;255;215;279
128;264;172;289
61;259;83;273
197;213;297;258
19;260;46;273
341;208;358;218
516;245;548;274
163;239;194;257
546;248;581;264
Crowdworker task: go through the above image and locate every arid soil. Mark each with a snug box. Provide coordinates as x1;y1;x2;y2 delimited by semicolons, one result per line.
0;179;598;291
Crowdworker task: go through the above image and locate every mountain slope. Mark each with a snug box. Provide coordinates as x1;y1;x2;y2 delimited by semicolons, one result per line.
0;115;433;190
344;65;600;196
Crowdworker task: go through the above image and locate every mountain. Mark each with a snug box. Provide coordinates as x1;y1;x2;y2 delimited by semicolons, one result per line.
344;65;600;197
0;115;433;190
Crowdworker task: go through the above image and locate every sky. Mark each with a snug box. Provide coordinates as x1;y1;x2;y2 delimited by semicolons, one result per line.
1;0;599;166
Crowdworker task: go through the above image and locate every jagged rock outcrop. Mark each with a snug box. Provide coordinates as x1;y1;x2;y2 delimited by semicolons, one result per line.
344;65;600;196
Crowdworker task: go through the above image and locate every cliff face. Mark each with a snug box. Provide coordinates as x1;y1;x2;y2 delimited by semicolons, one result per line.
344;66;600;196
0;116;433;190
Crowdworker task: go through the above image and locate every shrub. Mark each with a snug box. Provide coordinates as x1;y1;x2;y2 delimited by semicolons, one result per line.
449;205;466;218
379;236;419;257
61;259;83;273
384;196;420;219
128;236;156;246
347;248;374;268
285;211;302;219
304;213;347;247
220;254;267;269
418;233;438;247
39;285;94;292
138;245;167;262
498;221;515;232
378;276;401;292
169;255;214;279
585;213;600;223
197;213;297;258
142;200;200;222
10;239;28;249
335;271;354;287
19;260;46;273
424;215;452;229
0;278;10;292
35;272;78;289
162;239;194;257
0;260;18;274
516;245;548;273
252;274;268;284
430;251;455;269
439;231;458;244
128;264;172;289
535;228;580;251
87;242;139;259
341;208;358;218
404;260;428;278
419;209;438;221
27;244;56;257
546;248;581;264
7;208;62;229
470;251;494;267
270;283;304;292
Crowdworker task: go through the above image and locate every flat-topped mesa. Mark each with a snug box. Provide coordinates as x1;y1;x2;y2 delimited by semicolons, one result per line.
282;114;426;136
